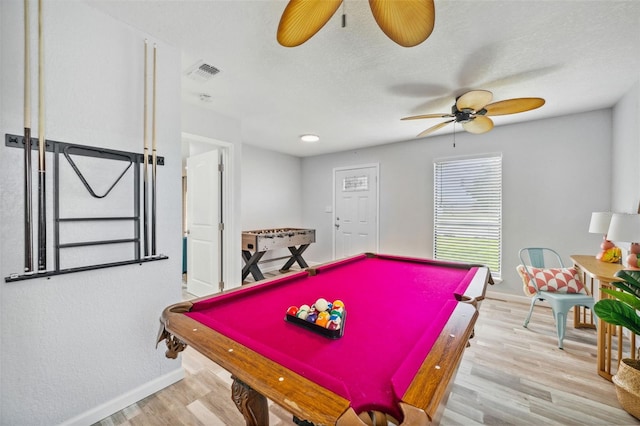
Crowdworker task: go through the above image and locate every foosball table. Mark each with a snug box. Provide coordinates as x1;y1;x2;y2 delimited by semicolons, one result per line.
241;228;316;281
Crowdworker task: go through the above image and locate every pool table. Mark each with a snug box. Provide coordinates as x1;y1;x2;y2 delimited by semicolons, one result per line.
157;253;491;425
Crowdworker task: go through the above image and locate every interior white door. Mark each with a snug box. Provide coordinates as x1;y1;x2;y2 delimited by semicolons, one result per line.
334;165;379;259
186;149;220;297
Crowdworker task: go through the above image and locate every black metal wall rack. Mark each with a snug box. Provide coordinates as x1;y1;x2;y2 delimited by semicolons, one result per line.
4;134;168;282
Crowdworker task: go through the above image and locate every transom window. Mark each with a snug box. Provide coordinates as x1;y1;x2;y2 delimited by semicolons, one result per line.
433;154;502;277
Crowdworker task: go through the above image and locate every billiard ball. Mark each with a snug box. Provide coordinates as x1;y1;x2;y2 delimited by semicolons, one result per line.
327;316;341;330
297;310;308;320
286;306;299;316
317;311;330;320
306;312;318;323
315;316;329;328
330;308;343;319
332;300;344;309
315;298;329;312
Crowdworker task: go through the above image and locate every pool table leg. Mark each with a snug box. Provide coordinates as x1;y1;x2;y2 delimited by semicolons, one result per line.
231;376;269;426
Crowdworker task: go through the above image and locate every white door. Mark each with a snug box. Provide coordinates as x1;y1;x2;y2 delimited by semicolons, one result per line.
334;165;379;259
186;149;220;297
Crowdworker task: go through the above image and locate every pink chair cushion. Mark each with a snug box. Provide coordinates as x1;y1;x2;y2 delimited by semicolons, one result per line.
517;265;588;296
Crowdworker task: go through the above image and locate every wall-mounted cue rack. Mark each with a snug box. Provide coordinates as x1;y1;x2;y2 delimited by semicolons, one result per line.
5;133;167;282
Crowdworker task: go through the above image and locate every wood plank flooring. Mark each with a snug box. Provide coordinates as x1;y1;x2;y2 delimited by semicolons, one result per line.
95;281;640;425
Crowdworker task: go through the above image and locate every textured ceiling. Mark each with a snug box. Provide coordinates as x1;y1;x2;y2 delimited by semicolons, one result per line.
85;0;640;157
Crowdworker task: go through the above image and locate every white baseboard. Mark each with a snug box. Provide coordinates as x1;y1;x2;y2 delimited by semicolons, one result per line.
59;367;184;426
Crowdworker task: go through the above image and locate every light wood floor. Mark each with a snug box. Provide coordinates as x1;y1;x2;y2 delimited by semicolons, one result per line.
96;285;640;425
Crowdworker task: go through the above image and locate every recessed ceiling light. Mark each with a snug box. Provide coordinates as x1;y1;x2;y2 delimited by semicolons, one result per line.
300;134;319;143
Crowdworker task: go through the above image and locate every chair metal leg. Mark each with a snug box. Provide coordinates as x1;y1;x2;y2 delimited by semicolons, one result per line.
554;310;568;350
523;297;539;328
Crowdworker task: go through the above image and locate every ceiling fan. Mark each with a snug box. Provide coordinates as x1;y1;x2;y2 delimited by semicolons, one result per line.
277;0;435;47
401;90;545;137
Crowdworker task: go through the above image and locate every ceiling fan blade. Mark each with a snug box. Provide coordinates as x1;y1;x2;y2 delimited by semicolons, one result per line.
484;97;545;116
417;119;454;137
462;116;494;134
456;90;493;112
277;0;343;47
369;0;435;47
401;113;453;121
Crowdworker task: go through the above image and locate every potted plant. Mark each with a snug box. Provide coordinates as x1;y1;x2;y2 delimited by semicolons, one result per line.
593;269;640;420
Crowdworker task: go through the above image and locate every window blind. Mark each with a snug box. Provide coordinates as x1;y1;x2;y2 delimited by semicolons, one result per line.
434;154;502;277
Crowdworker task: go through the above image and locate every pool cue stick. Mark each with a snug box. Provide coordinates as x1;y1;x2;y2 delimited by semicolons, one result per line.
37;0;46;271
142;39;150;257
24;0;33;272
151;43;157;256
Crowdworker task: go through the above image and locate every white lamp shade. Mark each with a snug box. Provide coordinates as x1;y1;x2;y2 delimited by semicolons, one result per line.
606;213;640;243
588;211;612;234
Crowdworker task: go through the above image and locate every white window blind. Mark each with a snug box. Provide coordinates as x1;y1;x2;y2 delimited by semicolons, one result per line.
434;154;502;277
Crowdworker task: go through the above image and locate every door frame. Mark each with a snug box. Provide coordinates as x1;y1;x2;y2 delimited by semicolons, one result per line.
332;163;380;259
182;132;237;292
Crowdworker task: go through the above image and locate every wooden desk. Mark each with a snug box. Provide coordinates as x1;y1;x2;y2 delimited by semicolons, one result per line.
571;255;638;381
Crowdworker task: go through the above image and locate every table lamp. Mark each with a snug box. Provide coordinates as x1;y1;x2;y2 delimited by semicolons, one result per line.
589;212;620;263
606;213;640;269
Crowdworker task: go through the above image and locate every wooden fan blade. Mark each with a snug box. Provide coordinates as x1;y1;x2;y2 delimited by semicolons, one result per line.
456;90;493;112
417;119;454;137
462;116;494;134
484;97;545;116
277;0;343;47
369;0;435;47
401;113;453;121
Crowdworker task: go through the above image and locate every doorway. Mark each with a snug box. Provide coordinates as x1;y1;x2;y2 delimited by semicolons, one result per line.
333;164;379;259
182;132;235;297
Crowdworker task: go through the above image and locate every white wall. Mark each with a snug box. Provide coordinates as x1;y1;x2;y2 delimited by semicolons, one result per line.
1;1;183;424
241;144;304;267
182;102;242;146
302;110;612;295
241;144;303;230
612;80;640;213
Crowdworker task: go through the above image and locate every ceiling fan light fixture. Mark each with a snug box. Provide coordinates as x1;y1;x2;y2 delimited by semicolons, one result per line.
300;134;320;143
454;110;474;123
402;89;545;137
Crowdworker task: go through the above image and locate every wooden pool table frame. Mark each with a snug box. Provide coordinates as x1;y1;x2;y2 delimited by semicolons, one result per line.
157;253;491;425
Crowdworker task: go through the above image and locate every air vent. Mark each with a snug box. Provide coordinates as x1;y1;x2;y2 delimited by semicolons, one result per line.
185;60;220;83
199;94;213;103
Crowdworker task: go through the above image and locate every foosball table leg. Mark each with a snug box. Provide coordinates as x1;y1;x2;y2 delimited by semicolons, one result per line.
242;250;266;281
280;244;311;271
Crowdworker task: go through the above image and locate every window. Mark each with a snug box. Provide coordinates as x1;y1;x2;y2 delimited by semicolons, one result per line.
434;154;502;277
